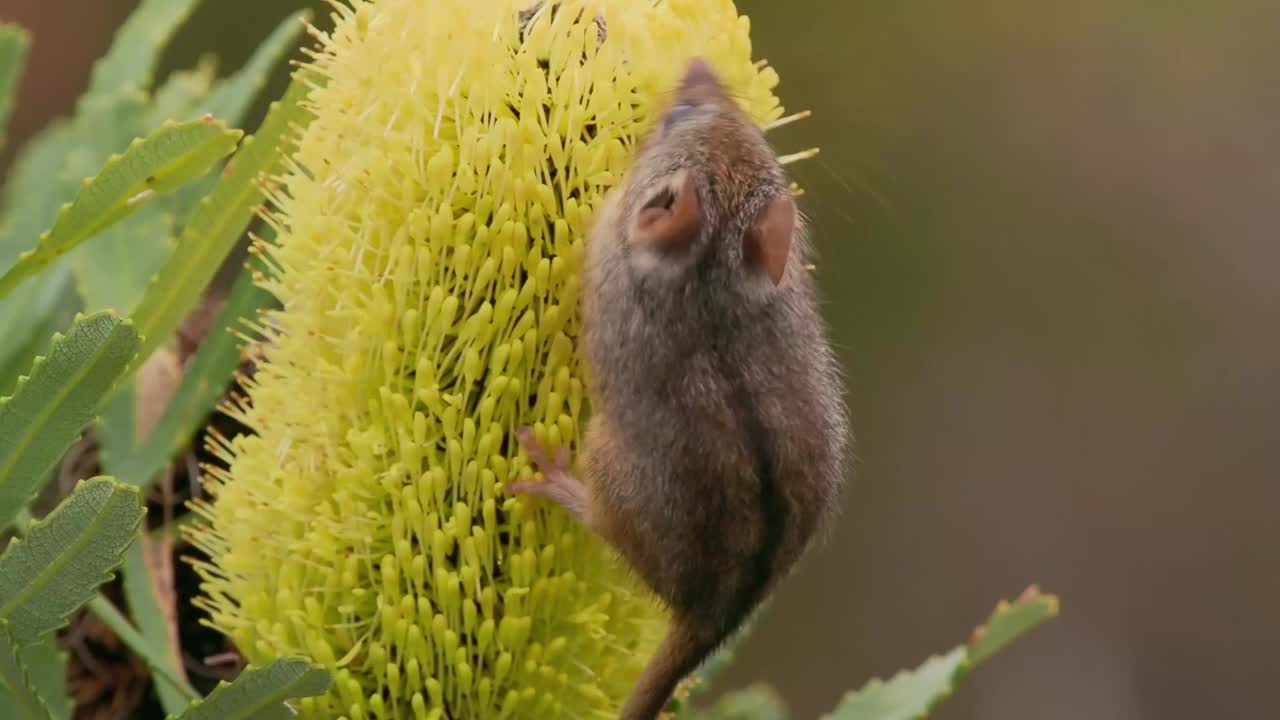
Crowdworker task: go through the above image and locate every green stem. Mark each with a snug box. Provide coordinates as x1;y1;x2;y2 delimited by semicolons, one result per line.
85;595;200;701
10;485;201;705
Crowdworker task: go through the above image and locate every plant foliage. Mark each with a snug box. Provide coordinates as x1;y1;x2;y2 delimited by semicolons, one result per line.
0;312;139;530
0;478;142;646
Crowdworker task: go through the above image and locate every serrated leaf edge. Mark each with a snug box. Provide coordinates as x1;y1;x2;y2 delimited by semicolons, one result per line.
127;71;315;375
0;477;144;642
821;587;1060;720
0;620;54;720
171;657;331;720
0;312;139;530
0;119;242;300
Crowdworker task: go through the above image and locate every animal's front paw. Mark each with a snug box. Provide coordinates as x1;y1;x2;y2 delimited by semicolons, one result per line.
509;428;593;527
514;427;572;480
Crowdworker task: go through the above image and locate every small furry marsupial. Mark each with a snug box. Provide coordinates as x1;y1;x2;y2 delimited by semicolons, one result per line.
511;58;850;720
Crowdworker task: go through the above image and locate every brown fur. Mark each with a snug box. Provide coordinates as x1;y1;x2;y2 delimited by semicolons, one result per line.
512;58;849;720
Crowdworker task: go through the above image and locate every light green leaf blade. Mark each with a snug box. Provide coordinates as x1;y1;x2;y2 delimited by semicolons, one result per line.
128;72;313;375
96;381;138;492
119;260;273;490
121;536;193;714
0;24;31;152
0;118;242;300
201;11;308;127
173;657;331;720
0;96;145;377
0;270;75;398
149;57;219;128
0;635;70;720
0;121;76;267
0;0;197;390
823;588;1059;720
71;207;176;313
0;477;143;646
682;686;789;720
0;91;147;272
0;621;53;720
967;589;1060;665
84;0;201;101
160;11;310;223
0;123;79;380
823;649;966;720
0;312;139;531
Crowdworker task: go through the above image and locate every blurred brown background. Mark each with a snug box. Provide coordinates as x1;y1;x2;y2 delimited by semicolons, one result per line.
4;1;1277;718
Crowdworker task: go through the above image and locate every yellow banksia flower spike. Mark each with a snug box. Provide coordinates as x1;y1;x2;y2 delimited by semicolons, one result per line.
188;0;804;717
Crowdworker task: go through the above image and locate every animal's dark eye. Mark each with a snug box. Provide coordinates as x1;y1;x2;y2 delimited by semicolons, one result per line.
663;103;695;130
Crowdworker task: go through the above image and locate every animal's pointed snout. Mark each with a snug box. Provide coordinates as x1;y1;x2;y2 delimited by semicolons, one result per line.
677;57;726;101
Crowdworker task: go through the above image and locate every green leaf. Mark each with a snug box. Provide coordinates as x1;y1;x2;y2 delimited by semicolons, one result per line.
0;93;146;273
823;587;1059;720
0;97;145;374
0;24;31;152
967;589;1058;664
0;0;198;393
201;11;309;128
160;11;310;224
0;477;143;645
0;621;53;720
128;72;314;376
121;534;191;714
0;118;242;300
119;260;273;490
682;686;789;720
825;649;966;720
71;207;176;314
86;595;198;703
149;57;219;128
2;0;198;238
96;382;139;487
0;270;75;398
173;657;331;720
0;635;70;720
0;123;79;379
83;0;201;102
0;122;73;261
0;312;139;531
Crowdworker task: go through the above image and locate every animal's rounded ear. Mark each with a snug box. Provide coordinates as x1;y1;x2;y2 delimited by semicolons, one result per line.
633;171;702;251
744;193;796;286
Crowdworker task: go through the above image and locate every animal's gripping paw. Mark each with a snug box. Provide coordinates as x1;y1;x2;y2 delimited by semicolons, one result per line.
508;428;593;526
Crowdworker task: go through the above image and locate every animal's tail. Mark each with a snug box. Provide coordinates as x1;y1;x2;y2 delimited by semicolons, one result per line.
618;617;723;720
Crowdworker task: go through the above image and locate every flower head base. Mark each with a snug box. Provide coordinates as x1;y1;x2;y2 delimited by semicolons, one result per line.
189;0;802;717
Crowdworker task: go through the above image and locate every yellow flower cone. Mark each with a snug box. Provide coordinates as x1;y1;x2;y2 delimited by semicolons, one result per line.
189;1;802;717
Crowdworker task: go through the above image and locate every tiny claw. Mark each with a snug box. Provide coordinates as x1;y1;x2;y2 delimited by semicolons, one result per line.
507;428;594;528
516;426;570;475
515;428;543;466
506;480;536;496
